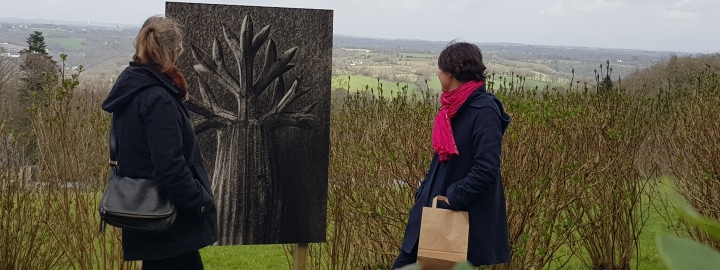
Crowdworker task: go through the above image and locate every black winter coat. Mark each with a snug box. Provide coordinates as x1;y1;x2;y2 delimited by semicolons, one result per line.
102;62;218;261
400;86;512;266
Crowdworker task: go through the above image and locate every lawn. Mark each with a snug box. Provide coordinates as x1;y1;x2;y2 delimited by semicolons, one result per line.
198;214;672;269
46;37;86;50
201;245;289;269
199;195;676;269
547;196;672;270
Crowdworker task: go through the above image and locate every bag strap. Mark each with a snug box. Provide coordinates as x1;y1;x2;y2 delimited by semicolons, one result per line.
108;108;197;172
109;114;119;169
100;115;118;235
432;196;448;208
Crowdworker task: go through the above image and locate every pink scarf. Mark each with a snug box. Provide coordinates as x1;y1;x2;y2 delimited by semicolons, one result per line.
432;80;485;162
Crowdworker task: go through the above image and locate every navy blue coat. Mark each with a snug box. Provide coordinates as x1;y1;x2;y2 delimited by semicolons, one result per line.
399;86;511;266
102;62;218;261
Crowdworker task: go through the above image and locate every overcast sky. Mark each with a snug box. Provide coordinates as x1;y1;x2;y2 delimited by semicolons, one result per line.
1;0;717;53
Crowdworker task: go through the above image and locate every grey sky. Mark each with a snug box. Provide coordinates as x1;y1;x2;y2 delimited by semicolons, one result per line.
1;0;717;53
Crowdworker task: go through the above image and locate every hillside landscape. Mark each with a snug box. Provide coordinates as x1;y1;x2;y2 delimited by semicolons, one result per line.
0;19;690;94
2;15;720;270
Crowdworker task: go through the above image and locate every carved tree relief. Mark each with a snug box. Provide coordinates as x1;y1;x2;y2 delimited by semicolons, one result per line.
185;15;318;245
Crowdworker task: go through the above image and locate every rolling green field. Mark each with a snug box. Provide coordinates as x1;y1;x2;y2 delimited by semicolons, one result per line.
340;49;570;95
424;77;566;92
46;37;86;50
336;75;419;97
338;74;563;96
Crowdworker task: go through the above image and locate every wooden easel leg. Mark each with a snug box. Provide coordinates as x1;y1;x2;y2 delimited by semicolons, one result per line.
293;243;308;270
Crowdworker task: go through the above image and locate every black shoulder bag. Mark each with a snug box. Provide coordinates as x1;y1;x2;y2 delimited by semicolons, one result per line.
98;115;177;234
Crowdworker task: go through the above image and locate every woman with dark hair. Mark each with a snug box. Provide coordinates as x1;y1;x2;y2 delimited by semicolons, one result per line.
392;42;512;269
102;16;217;269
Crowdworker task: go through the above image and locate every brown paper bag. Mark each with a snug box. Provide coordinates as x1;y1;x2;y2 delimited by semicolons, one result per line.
417;196;470;270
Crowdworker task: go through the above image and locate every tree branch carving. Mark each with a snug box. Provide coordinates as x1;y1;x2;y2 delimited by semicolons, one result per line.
188;14;317;132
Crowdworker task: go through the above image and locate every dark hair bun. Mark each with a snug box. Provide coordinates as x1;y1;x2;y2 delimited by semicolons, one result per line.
438;42;487;82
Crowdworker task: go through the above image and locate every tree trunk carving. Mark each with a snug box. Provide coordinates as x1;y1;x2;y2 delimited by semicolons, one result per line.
186;15;318;245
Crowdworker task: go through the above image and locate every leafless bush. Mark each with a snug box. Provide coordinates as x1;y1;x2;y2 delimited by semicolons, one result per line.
2;58;131;269
0;123;64;269
307;88;437;269
310;73;661;269
658;60;720;250
564;89;657;270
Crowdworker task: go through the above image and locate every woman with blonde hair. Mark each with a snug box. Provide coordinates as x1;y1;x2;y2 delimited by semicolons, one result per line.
102;16;217;269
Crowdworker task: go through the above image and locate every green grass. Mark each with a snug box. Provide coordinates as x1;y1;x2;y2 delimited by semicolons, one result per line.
46;38;86;50
548;197;672;270
197;191;677;269
201;245;289;269
634;204;672;270
426;78;442;91
336;75;418;97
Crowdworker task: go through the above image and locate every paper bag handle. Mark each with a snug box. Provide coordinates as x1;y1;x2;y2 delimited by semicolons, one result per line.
432;196;448;208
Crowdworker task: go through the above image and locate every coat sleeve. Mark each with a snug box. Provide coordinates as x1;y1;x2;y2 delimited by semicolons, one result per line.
141;91;210;214
415;154;437;201
446;107;503;210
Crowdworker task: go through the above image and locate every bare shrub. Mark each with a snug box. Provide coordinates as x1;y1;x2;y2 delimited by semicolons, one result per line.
309;87;438;269
2;57;131;269
309;71;660;269
659;60;720;250
564;89;657;270
0;124;64;269
492;90;595;270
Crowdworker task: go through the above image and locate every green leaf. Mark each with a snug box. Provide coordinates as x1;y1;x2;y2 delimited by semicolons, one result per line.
656;235;720;270
662;178;720;240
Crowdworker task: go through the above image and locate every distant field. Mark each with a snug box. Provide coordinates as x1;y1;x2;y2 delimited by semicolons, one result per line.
46;37;86;50
400;53;434;60
490;76;566;90
334;75;418;97
425;76;565;92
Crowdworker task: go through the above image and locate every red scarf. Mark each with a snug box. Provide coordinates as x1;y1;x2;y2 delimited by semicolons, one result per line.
432;80;485;162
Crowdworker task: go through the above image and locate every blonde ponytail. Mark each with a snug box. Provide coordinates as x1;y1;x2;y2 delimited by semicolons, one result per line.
134;16;188;100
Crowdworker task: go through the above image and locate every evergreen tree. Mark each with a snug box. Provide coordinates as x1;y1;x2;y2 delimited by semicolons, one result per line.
18;31;57;114
19;31;49;55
